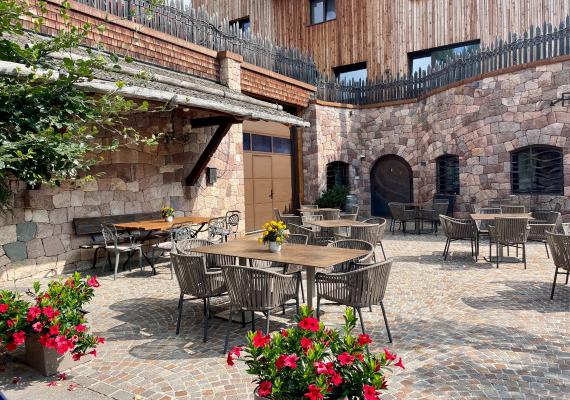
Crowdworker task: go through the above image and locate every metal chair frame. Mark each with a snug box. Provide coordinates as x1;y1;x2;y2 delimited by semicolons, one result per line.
101;224;143;280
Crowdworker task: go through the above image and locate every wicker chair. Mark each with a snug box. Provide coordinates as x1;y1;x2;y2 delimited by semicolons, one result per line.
439;216;478;261
343;224;380;246
208;217;227;243
388;202;416;234
301;211;323;227
316;260;393;341
529;212;562;258
225;211;241;240
488;217;530;269
320;209;341;220
327;240;374;273
281;215;302;226
420;201;450;234
176;238;236;270
341;205;360;220
101;224;143;280
362;217;388;260
500;205;527;214
301;204;319;209
150;223;201;279
222;265;301;353
546;231;570;299
171;254;227;341
274;208;296;222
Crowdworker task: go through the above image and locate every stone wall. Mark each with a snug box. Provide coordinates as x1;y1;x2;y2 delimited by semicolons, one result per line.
303;61;570;217
0;110;245;281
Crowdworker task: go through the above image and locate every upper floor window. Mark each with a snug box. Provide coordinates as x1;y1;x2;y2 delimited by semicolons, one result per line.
310;0;336;25
409;40;480;75
326;161;349;189
243;133;291;155
334;62;367;83
230;17;250;34
511;145;563;195
436;155;460;195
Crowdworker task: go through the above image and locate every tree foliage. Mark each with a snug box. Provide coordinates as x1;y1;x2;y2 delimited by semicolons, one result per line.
0;0;163;211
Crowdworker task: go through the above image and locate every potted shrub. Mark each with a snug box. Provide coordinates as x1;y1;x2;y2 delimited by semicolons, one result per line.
0;273;104;376
227;306;404;399
258;220;288;253
315;186;350;210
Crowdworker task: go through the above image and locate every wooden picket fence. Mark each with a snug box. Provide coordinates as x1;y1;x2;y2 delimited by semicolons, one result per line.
318;16;570;105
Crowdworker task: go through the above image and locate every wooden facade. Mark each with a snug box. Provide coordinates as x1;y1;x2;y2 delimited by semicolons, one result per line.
192;0;570;79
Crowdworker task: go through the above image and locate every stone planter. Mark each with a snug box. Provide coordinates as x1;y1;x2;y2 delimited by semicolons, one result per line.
268;241;281;253
25;334;88;376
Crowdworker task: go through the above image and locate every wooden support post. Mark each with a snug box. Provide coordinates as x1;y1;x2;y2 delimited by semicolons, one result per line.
185;119;237;186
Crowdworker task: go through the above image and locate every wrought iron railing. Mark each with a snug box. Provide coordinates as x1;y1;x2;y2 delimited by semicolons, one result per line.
77;0;318;84
318;16;570;104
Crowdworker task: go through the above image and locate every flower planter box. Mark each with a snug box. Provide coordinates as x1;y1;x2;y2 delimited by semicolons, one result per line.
24;334;89;376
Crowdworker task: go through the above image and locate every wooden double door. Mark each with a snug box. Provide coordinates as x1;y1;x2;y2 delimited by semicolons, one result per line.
244;153;292;232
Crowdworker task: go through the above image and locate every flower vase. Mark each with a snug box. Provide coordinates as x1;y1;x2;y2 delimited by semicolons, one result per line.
165;216;174;222
268;241;281;253
24;334;89;376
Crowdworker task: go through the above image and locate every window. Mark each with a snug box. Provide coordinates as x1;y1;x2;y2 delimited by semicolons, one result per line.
409;40;480;75
251;134;272;152
310;0;336;25
273;137;292;154
333;62;367;83
326;161;349;189
511;146;563;194
230;17;250;34
243;133;251;151
436;155;460;195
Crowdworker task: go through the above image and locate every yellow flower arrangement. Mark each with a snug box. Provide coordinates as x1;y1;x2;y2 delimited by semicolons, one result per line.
258;220;288;244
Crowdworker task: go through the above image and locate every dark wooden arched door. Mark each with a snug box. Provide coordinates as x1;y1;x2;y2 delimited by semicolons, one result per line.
370;155;413;216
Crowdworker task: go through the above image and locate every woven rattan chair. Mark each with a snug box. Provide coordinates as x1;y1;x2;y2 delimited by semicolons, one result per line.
500;205;527;214
343;224;380;247
301;211;323;227
316;260;393;341
327;240;375;272
339;213;358;221
388;202;416;234
222;265;301;353
281;215;302;226
151;223;201;279
289;223;330;246
420;201;449;234
488;217;530;269
101;224;143;280
319;209;340;221
546;231;570;299
301;204;319;209
176;238;236;270
529;212;561;258
171;254;227;342
362;217;388;260
274;208;296;222
439;216;478;261
475;207;502;246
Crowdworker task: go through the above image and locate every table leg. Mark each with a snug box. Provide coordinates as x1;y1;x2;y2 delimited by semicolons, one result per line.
137;230;157;275
306;267;316;309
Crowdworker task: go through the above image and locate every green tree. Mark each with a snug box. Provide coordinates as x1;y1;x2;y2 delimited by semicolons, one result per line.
0;0;162;210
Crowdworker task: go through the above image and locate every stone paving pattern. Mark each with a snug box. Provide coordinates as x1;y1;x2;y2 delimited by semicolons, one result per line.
303;60;570;217
1;233;569;399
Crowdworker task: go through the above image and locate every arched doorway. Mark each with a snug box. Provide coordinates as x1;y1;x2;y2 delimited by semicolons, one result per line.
370;155;413;216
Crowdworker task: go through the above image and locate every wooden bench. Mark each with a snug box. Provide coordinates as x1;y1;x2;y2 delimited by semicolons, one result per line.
73;212;161;268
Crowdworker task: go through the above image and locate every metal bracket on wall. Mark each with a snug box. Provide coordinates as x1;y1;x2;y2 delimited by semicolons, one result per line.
550;92;570;106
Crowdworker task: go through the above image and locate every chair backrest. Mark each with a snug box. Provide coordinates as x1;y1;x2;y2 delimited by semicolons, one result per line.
350;205;360;216
281;215;302;226
479;207;501;214
301;212;323;225
346;259;392;306
439;215;475;239
349;224;380;244
301;204;319;209
388;202;404;219
495;217;529;243
171;254;211;297
363;218;387;241
320;209;340;220
274;208;283;221
225;210;241;234
434;201;449;216
177;238;213;255
547;211;562;225
546;231;570;271
101;224;119;247
208;217;227;241
222;265;293;310
500;205;526;214
554;203;562;212
465;204;477;214
171;223;199;243
328;239;374;271
562;223;570;235
286;234;308;245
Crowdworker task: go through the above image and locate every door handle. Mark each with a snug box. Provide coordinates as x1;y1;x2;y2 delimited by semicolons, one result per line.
270;189;273;199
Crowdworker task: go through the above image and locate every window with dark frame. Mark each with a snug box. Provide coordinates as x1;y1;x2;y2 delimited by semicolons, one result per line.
230;17;250;34
511;145;563;195
310;0;336;25
408;40;480;75
326;161;349;190
242;133;291;155
436;155;460;195
333;62;367;83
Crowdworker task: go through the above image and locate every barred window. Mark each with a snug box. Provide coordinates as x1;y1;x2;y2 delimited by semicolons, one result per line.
326;161;349;189
436;155;460;195
511;145;563;194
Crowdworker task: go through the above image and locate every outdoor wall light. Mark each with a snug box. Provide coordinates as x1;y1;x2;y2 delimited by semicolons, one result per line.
420;160;427;166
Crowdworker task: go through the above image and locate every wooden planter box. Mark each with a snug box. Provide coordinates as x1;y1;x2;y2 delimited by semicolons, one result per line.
24;334;89;376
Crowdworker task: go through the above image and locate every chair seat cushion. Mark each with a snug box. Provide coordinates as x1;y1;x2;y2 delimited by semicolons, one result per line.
107;243;142;251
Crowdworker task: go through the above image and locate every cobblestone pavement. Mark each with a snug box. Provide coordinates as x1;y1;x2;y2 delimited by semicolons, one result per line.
1;234;569;399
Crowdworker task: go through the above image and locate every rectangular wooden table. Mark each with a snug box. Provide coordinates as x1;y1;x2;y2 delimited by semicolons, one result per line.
309;219;371;228
298;208;340;212
191;240;369;308
114;216;212;273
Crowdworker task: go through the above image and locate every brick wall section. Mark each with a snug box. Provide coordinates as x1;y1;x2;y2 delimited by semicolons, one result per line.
303;61;570;217
0;110;245;281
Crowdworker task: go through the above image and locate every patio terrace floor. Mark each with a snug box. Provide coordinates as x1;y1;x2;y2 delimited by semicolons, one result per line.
1;233;569;399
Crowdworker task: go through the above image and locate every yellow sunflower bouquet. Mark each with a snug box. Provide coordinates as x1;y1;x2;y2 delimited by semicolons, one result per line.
258;220;288;245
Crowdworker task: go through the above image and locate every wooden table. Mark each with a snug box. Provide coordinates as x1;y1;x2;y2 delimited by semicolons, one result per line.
309;219;371;228
298;208;340;212
114;216;211;273
191;240;369;308
469;213;534;221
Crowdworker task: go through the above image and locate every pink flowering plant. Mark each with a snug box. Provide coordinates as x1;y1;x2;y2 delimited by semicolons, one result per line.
0;272;104;361
0;290;29;352
227;305;404;400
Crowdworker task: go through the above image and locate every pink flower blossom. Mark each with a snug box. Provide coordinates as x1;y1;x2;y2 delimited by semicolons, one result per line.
395;357;405;369
42;306;56;319
32;322;43;332
75;324;86;333
26;306;41;322
72;352;83;361
87;276;100;288
0;304;8;313
89;349;97;357
363;384;380;400
12;331;25;345
252;331;270;348
384;347;397;361
337;352;355;366
304;384;324;400
258;381;272;397
298;317;320;332
97;337;105;344
226;346;242;366
358;333;372;346
49;325;60;335
330;370;342;386
301;337;313;351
